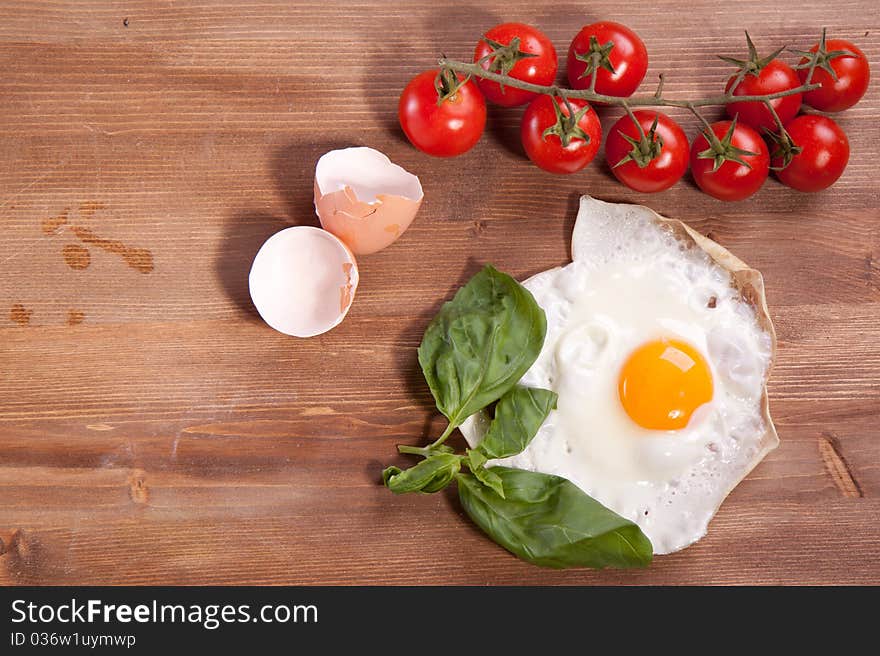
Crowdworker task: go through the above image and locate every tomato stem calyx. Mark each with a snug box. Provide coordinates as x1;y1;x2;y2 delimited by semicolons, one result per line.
542;96;592;147
478;35;538;94
614;106;664;169
433;66;470;105
761;97;800;170
574;35;617;78
792;28;860;83
696;115;758;172
765;128;803;170
719;31;786;91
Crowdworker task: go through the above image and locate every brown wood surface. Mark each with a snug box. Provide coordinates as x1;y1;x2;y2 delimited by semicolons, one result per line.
1;0;879;585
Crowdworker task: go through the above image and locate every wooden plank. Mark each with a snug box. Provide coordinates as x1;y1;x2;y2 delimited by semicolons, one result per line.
1;0;878;585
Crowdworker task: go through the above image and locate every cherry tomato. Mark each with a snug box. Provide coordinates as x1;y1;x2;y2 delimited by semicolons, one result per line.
690;119;769;201
567;21;648;97
398;69;486;157
771;115;849;192
605;110;689;192
520;95;602;174
725;59;802;133
798;37;870;112
474;23;557;107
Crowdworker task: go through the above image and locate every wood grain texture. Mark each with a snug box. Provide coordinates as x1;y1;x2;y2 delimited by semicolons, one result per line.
1;0;879;585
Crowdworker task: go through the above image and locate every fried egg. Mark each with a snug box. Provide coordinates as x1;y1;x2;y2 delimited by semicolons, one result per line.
461;196;778;554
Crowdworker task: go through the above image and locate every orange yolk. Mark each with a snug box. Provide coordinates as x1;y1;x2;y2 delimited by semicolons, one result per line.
618;338;713;431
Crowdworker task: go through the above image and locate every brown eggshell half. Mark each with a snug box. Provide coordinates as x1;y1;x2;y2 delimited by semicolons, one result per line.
314;147;423;255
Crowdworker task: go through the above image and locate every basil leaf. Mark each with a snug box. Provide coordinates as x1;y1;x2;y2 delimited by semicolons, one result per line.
465;448;487;469
418;265;547;432
457;468;653;569
477;386;557;460
465;449;505;498
383;454;461;495
471;464;505;499
382;466;402;486
421;464;460;493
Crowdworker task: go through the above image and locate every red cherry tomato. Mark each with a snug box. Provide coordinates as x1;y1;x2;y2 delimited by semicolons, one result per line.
771;115;849;192
690;119;769;201
605;110;689;193
798;38;870;112
398;69;486;157
725;59;802;133
567;21;648;97
474;23;557;107
520;95;602;174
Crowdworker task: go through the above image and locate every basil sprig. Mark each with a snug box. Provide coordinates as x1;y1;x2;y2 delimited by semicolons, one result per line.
383;265;653;569
418;265;547;438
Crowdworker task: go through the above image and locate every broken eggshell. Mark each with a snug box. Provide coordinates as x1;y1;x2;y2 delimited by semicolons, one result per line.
248;226;358;338
314;147;423;255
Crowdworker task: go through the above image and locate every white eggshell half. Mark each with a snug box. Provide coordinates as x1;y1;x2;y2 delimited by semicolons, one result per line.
248;226;359;338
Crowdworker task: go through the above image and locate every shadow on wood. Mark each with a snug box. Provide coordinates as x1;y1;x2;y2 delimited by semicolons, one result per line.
215;212;292;321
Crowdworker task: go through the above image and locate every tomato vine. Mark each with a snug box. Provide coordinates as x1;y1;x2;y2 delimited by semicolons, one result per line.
434;29;852;163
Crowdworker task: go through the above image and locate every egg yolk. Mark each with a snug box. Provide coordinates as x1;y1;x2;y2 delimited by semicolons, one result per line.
618;338;713;431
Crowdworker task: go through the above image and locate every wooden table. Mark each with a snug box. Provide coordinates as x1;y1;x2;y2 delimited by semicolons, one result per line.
1;1;878;585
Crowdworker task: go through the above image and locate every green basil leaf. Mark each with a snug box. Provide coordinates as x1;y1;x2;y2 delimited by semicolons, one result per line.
421;464;460;493
471;464;505;499
477;386;558;460
384;454;462;495
418;265;547;431
465;448;487;470
382;466;402;486
457;467;653;569
465;449;505;497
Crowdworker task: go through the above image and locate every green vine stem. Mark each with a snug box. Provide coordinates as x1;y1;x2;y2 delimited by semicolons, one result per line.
762;98;789;135
437;58;819;110
762;98;802;169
